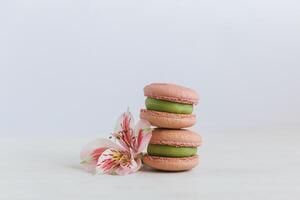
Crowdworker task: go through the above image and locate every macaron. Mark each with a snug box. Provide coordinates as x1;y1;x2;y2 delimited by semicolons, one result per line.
143;128;202;171
140;83;199;129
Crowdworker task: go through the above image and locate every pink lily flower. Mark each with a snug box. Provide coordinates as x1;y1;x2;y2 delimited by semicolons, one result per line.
112;111;152;157
80;110;152;175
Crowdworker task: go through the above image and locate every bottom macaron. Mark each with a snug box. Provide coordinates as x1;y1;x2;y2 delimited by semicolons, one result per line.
142;154;199;171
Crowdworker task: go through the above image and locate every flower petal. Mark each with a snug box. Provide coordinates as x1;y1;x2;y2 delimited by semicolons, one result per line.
134;119;151;136
96;148;142;175
96;148;123;175
133;119;152;154
114;110;135;133
115;157;142;175
80;139;123;173
132;157;142;172
112;110;136;151
137;132;152;154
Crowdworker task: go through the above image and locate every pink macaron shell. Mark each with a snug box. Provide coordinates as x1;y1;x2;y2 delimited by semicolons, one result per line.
143;155;199;171
150;128;202;147
144;83;199;105
140;109;196;129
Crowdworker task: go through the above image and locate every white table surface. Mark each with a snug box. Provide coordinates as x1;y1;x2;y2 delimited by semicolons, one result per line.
1;130;300;200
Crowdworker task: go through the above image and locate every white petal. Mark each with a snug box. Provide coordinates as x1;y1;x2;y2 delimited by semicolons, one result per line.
137;133;152;154
132;158;142;172
134;119;151;136
134;119;152;154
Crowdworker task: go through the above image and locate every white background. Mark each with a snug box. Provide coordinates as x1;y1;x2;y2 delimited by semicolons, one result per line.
1;0;300;199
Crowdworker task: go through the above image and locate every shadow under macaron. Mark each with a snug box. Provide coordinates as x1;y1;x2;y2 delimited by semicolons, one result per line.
139;165;191;173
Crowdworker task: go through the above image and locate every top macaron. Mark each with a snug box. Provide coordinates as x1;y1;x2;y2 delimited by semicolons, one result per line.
144;83;199;105
140;83;199;129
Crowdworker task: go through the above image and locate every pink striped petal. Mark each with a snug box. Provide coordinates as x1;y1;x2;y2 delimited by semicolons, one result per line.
114;110;135;133
80;139;122;173
133;119;152;154
112;110;136;151
96;148;121;175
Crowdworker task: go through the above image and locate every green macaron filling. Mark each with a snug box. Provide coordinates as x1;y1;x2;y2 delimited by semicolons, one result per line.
145;97;193;114
147;144;197;157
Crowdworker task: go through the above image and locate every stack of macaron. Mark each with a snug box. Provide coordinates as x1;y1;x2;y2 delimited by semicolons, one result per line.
140;83;202;171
